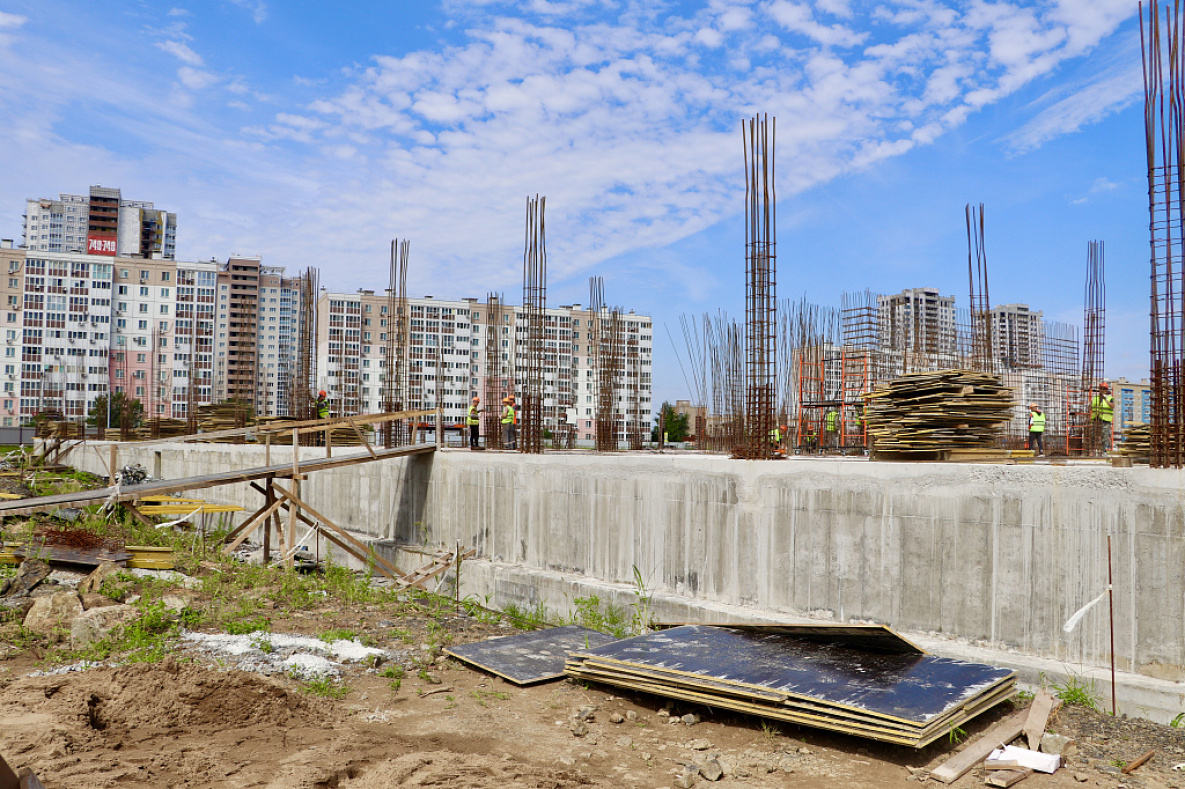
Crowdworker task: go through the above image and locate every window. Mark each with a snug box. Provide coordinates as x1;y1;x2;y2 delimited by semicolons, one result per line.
139;286;149;296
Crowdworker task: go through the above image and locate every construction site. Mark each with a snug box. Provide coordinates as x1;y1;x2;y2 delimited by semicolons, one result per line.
5;11;1185;789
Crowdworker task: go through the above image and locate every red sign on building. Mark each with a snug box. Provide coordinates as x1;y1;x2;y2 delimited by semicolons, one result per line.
86;235;117;256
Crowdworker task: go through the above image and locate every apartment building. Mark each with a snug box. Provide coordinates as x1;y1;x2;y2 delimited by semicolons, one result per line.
24;186;176;259
316;293;653;441
992;303;1044;369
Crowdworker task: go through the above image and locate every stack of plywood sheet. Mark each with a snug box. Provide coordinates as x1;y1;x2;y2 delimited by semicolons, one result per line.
864;369;1015;460
565;624;1015;748
1117;423;1150;462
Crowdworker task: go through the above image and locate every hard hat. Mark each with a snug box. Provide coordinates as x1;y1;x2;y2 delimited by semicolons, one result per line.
1100;382;1110;389
318;390;326;397
1029;403;1038;409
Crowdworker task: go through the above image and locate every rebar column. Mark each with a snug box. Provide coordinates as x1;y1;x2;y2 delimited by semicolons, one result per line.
737;114;777;459
520;195;547;454
966;203;994;374
1142;0;1185;467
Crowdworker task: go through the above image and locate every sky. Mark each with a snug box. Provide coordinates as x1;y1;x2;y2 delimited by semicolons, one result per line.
0;0;1150;412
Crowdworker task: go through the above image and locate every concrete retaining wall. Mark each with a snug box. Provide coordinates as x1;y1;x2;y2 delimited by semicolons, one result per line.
68;443;1185;691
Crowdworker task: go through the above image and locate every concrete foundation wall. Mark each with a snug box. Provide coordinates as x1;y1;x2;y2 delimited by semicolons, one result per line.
68;443;1185;689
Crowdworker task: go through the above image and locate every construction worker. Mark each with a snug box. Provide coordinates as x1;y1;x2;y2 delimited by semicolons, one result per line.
467;396;483;450
824;406;839;450
502;396;517;450
768;424;782;455
1028;403;1046;457
1089;382;1114;453
316;390;329;420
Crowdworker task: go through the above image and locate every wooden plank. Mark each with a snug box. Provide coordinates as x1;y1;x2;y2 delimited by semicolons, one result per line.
223;498;286;552
985;768;1032;788
1022;690;1058;750
931;706;1030;784
107;409;436;447
1121;748;1155;775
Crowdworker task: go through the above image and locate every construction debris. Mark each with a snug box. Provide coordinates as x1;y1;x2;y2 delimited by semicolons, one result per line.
865;369;1015;460
444;625;619;685
564;624;1015;748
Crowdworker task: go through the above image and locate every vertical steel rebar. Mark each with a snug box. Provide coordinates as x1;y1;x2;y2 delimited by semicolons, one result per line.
521;195;547;454
1143;1;1185;467
738;114;777;458
966;203;994;374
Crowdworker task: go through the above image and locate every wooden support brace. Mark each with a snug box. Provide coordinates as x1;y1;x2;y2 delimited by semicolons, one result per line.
348;418;377;459
223;497;286;553
267;497;404;581
120;501;154;528
270;482;404;580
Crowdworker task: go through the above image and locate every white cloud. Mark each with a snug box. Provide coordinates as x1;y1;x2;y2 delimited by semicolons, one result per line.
0;10;26;46
157;39;205;67
1004;29;1141;153
228;0;268;24
178;66;219;91
765;0;866;47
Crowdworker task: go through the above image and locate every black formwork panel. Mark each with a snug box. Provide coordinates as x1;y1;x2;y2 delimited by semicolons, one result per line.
565;625;1015;747
446;625;619;685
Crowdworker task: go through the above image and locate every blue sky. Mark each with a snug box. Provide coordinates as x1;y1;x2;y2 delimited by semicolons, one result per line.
0;0;1145;410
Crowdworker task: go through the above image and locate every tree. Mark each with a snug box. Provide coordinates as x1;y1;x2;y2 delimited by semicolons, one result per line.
87;392;144;431
651;401;690;443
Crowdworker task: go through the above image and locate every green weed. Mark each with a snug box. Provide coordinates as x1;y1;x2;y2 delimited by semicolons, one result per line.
300;675;350;699
225;616;271;636
570;595;630;638
319;628;358;643
1052;674;1102;712
1171;712;1185;728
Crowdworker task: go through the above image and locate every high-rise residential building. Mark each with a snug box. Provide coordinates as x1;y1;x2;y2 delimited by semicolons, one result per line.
24;186;176;259
315;292;652;441
876;287;958;363
992;303;1044;370
257;266;302;416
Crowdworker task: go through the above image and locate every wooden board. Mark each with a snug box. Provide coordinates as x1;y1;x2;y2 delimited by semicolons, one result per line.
930;706;1030;783
444;626;619;685
1022;690;1058;750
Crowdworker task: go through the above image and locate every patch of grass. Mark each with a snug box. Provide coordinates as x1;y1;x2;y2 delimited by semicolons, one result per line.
225;616;271;636
948;725;968;745
380;665;404;691
1053;674;1102;712
501;601;554;631
570;595;630;638
300;675;350;699
470;689;511;707
250;633;274;654
319;627;358;643
57;600;180;665
1172;712;1185;729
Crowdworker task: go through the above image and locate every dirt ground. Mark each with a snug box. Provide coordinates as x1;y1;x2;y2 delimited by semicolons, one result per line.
2;575;1185;789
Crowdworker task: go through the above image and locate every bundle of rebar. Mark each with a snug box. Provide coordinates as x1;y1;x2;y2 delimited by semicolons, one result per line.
381;244;409;448
966;203;994;374
483;293;506;449
520;195;547;454
590;277;624;451
1142;0;1185;467
736;114;777;459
